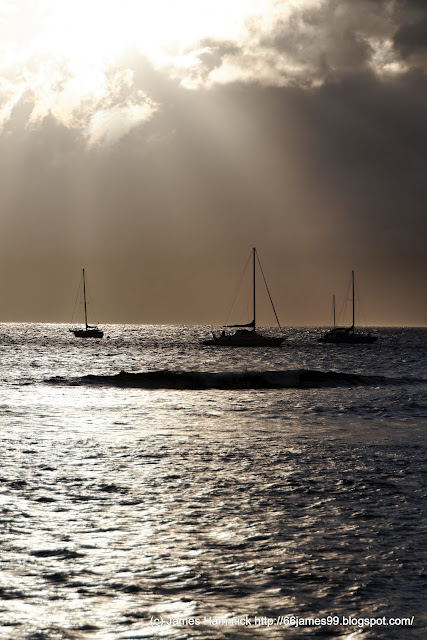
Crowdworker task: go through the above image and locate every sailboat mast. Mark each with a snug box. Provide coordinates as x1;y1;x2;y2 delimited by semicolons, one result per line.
82;268;88;330
333;294;336;328
351;270;355;332
253;247;256;330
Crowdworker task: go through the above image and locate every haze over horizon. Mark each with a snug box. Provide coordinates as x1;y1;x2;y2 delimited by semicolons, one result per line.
0;0;426;327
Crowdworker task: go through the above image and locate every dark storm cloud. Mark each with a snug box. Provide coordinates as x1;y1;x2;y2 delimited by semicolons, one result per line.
394;15;427;57
205;0;427;84
391;0;427;69
261;0;381;80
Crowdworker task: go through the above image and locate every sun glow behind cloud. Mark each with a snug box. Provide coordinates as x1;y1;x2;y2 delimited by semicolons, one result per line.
0;0;325;142
0;0;411;145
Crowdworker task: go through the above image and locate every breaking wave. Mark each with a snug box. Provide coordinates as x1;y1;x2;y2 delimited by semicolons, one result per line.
46;369;424;390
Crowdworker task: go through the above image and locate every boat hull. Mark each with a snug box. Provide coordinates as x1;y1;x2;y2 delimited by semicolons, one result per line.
318;330;377;344
70;328;104;338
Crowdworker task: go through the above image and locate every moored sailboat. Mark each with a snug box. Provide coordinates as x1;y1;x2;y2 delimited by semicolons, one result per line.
318;271;377;344
70;269;104;338
203;248;284;347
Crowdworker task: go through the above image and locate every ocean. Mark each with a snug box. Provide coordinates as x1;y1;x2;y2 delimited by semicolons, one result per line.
0;324;425;639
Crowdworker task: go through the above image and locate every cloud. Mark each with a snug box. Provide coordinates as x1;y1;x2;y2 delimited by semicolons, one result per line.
394;15;427;60
1;0;427;143
190;0;427;87
0;52;158;146
208;1;406;86
87;102;156;146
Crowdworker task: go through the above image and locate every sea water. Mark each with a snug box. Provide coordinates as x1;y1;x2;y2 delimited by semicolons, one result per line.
0;324;425;639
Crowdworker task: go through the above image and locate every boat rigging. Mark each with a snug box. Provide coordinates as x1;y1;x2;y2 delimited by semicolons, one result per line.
70;269;104;339
203;247;284;347
318;271;377;344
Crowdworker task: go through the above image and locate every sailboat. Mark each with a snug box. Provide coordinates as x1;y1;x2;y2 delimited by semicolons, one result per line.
318;271;377;344
203;248;284;347
70;269;104;338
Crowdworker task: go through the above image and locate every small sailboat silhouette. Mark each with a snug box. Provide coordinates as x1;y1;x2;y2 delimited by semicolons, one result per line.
319;271;377;344
203;248;284;347
70;269;103;338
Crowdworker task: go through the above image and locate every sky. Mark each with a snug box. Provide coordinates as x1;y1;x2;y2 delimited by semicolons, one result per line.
0;0;426;326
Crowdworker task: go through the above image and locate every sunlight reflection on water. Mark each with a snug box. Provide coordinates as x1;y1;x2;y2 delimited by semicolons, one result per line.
0;325;425;638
